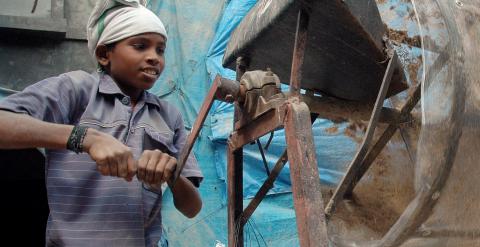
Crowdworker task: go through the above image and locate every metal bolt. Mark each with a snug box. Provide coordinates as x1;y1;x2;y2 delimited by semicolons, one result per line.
455;0;463;7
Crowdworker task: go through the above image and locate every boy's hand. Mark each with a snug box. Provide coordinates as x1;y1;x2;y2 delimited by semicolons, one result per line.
82;129;136;181
137;149;176;187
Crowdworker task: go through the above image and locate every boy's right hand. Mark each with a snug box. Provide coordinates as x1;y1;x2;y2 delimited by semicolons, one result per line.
82;129;137;181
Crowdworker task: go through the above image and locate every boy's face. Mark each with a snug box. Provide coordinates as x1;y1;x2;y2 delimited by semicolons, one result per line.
98;33;166;98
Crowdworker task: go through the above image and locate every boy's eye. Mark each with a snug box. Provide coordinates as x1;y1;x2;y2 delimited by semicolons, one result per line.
132;43;146;50
156;47;165;55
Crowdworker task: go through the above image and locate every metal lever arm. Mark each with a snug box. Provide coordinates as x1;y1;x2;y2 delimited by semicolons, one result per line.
171;75;240;185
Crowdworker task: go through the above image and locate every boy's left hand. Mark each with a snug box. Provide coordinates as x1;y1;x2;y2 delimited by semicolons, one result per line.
136;149;176;186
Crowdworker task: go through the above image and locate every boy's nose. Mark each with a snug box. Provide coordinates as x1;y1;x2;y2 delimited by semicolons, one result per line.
147;57;159;65
146;51;160;65
146;56;159;65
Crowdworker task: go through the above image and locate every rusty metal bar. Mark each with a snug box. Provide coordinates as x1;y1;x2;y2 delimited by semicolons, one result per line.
343;83;421;197
325;52;397;217
172;75;221;184
227;142;244;247
240;150;288;226
229;106;286;150
285;101;328;247
256;140;270;176
342;45;450;198
227;57;249;247
289;7;310;96
264;131;275;150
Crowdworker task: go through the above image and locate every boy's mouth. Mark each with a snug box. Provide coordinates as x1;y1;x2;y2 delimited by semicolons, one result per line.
141;68;159;76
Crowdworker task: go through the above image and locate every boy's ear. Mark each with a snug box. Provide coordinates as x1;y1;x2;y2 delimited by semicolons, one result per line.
95;45;110;67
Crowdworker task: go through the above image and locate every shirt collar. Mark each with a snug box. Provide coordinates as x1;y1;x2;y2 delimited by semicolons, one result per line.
98;72;161;107
143;91;162;107
98;72;124;95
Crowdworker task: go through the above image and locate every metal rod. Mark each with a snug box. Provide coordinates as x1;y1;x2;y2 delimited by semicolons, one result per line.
227;57;249;247
289;7;310;96
264;131;274;150
161;76;224;228
228;143;244;247
325;52;397;217
240;150;288;226
171;76;221;185
343;45;450;197
344;84;421;196
256;140;270;176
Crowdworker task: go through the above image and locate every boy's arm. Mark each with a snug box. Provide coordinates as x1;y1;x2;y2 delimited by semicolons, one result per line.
170;175;202;218
0;110;137;181
0;110;72;150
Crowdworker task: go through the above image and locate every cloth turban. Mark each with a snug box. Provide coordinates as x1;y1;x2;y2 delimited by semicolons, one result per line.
87;0;168;61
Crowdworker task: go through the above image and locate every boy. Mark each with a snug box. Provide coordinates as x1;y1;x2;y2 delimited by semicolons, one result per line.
0;0;202;246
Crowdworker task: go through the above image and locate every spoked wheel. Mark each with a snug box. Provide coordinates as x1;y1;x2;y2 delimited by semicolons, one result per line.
326;1;468;246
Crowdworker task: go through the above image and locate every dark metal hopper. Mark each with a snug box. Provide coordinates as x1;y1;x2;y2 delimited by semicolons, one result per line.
223;0;408;101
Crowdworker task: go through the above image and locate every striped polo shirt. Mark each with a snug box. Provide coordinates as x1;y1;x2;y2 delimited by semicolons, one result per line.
0;71;203;247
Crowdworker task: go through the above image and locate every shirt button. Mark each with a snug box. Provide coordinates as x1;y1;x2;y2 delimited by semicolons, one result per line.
121;96;131;105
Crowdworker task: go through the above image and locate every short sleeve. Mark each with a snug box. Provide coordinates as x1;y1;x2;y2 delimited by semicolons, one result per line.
173;113;204;186
0;72;92;124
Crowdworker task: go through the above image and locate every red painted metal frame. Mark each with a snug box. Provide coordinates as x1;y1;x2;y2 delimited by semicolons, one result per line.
172;75;221;184
227;143;243;247
226;4;329;246
285;101;329;247
227;57;248;247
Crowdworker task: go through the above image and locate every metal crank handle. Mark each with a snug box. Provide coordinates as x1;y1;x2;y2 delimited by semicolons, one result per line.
169;75;241;186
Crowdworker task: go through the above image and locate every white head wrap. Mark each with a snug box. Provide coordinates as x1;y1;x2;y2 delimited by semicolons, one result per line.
87;0;168;61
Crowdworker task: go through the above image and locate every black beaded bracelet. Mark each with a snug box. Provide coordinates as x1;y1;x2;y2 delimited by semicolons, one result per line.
66;125;89;154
